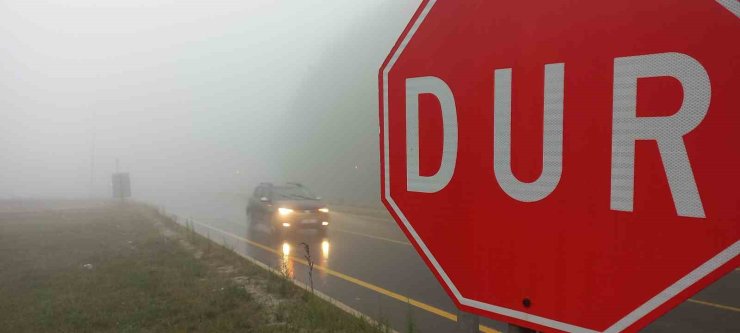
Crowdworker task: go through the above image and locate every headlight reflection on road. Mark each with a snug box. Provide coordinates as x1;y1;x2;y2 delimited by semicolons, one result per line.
317;239;331;279
321;240;330;260
280;242;294;278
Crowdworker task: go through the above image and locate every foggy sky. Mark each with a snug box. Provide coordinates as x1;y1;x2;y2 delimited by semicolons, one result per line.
0;0;419;205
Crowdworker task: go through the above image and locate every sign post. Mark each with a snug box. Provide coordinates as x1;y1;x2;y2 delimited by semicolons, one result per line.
380;1;739;332
508;324;536;333
456;311;479;333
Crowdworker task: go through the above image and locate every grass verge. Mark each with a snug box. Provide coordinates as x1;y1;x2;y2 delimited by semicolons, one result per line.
0;201;386;333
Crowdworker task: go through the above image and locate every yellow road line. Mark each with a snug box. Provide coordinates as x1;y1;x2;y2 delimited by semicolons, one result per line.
687;299;740;312
332;227;411;246
190;220;500;333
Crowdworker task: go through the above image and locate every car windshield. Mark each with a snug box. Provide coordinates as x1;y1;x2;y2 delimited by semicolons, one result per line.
273;186;317;200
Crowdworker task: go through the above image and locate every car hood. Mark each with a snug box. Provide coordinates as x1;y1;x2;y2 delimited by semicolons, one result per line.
272;200;326;210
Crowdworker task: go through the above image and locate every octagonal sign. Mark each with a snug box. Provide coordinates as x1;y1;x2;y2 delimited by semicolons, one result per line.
379;1;739;332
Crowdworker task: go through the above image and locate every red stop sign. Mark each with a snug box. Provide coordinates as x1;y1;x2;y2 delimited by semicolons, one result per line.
379;1;739;332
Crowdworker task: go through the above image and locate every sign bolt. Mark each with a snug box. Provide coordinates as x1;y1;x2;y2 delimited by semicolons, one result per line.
522;298;531;308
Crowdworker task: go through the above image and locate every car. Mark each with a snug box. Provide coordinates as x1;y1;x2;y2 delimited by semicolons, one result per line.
247;182;330;235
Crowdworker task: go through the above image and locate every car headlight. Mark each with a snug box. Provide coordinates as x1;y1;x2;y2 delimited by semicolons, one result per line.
278;207;294;216
318;208;329;213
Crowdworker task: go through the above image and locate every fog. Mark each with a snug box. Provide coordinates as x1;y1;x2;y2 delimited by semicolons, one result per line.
0;0;419;206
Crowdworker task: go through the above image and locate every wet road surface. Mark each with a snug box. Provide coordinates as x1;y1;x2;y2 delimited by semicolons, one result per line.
151;194;739;333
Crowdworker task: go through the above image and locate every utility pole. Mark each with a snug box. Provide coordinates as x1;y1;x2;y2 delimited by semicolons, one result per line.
89;109;96;198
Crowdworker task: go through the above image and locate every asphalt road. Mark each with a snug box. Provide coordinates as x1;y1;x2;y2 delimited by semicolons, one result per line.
153;194;739;333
